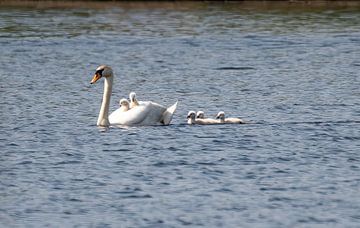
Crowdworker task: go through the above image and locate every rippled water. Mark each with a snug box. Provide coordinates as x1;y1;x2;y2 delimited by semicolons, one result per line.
1;2;360;227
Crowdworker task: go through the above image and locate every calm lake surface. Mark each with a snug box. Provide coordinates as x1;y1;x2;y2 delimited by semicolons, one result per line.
1;2;360;227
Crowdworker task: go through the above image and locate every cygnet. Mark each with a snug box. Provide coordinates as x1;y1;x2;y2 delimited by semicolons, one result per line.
119;98;130;112
196;111;205;119
216;111;245;124
187;111;218;125
129;92;140;109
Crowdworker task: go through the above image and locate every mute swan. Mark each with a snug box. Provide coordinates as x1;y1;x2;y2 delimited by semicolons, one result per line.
129;92;139;109
196;111;205;119
119;98;130;112
187;111;218;125
216;111;245;124
90;65;178;127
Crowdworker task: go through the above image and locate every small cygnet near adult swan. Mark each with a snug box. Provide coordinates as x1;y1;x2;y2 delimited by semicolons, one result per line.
216;111;245;124
129;92;140;109
197;110;218;122
196;111;205;119
119;98;130;112
187;111;218;125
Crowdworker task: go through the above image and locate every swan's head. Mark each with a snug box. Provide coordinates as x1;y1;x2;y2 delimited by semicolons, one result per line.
187;111;196;120
216;111;225;120
196;111;205;119
90;65;113;84
119;98;129;107
129;92;137;102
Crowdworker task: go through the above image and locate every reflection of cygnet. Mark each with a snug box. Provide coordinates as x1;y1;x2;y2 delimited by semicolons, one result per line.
119;98;130;112
129;92;140;109
216;111;245;124
187;111;218;125
196;111;205;119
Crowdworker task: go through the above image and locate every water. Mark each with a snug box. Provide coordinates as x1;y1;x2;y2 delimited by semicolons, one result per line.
1;2;360;227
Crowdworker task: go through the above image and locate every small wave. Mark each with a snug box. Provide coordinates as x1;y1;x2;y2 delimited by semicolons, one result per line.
215;67;255;71
120;194;152;199
102;148;132;152
153;160;188;167
54;160;81;165
196;161;217;166
260;187;287;191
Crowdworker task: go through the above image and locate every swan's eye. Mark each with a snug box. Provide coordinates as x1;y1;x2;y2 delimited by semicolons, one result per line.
95;69;104;76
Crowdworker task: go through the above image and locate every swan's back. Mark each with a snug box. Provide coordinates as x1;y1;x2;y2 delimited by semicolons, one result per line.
109;101;177;126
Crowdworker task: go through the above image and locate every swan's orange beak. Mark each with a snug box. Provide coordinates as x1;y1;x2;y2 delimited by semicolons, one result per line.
90;73;102;84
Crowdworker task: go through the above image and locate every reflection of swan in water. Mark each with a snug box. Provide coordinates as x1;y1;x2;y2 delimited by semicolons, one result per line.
216;111;245;124
90;65;178;127
129;92;139;109
118;98;130;112
196;111;205;119
187;111;218;125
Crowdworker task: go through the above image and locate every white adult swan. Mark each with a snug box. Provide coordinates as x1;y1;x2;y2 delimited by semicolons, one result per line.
187;111;218;125
90;65;178;127
216;111;245;124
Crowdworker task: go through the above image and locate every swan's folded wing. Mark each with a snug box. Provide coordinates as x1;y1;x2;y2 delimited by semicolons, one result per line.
109;101;166;126
161;101;178;125
137;101;166;125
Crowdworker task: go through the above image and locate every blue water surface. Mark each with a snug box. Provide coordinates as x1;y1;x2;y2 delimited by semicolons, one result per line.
1;2;360;227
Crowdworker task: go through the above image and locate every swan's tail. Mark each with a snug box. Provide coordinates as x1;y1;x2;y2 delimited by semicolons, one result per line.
161;101;178;125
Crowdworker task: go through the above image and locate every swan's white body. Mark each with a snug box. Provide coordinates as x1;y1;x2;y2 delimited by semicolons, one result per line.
91;65;178;127
216;111;245;124
109;101;177;126
187;111;218;125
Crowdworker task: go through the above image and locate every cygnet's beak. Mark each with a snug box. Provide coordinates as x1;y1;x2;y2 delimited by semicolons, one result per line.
90;73;102;84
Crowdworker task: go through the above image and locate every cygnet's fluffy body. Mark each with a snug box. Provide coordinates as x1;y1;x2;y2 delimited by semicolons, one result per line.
129;92;140;109
187;111;218;125
196;110;220;123
119;98;130;112
216;111;245;124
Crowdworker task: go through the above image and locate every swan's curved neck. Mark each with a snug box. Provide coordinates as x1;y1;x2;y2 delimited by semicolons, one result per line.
97;76;113;126
133;98;139;106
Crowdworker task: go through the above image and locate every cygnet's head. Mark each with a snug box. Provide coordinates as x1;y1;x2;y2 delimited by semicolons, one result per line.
90;65;113;84
216;111;225;120
129;92;137;102
196;111;205;119
187;111;196;120
119;98;129;107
